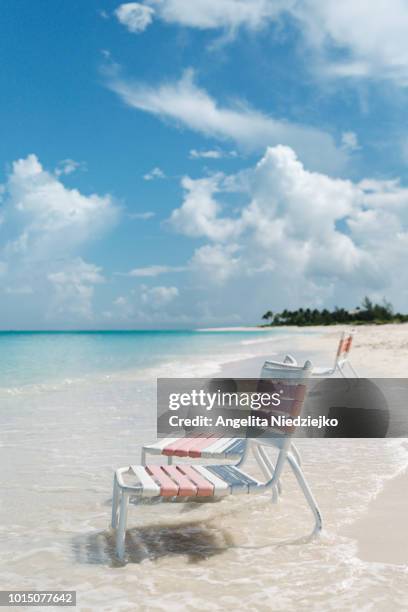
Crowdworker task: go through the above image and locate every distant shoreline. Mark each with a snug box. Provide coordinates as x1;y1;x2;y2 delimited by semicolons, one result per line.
259;320;408;327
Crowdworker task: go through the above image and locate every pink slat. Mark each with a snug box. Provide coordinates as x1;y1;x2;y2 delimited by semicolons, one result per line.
162;466;197;496
187;435;222;458
146;465;178;497
162;434;204;457
172;434;211;457
337;336;352;357
176;465;214;497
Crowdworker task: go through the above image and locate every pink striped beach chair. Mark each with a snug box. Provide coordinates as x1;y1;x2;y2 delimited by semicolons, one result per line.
111;361;322;560
311;331;357;377
263;331;358;378
142;355;303;468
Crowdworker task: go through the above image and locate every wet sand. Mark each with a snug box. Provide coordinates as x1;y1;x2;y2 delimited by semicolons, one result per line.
343;463;408;565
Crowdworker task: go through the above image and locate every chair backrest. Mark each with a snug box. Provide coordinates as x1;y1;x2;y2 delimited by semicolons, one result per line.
253;359;313;483
334;331;353;369
260;357;304;378
256;359;313;437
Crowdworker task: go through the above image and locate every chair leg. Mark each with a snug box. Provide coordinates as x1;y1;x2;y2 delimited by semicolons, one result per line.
291;443;302;467
252;444;272;479
141;448;146;466
287;454;322;536
252;444;282;496
338;364;347;379
116;492;129;560
347;362;359;378
111;473;120;529
271;485;280;504
167;455;173;465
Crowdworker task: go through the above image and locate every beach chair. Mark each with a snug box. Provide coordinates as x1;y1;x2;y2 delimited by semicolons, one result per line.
111;360;322;560
141;355;302;468
311;331;357;377
263;331;358;378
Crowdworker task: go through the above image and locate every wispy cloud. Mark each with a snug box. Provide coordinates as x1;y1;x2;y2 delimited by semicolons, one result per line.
4;285;33;295
128;211;156;220
293;0;408;85
143;166;166;181
107;68;346;172
189;148;238;159
116;0;284;34
114;1;408;86
54;158;86;176
126;264;186;277
341;131;361;152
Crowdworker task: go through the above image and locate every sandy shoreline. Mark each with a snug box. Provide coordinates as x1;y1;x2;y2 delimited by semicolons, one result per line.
343;461;408;565
214;322;408;377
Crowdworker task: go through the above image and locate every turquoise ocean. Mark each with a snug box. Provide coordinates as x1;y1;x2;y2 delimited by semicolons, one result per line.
0;328;288;389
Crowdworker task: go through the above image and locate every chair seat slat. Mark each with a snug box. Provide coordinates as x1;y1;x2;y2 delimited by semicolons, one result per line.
130;465;161;496
146;465;179;497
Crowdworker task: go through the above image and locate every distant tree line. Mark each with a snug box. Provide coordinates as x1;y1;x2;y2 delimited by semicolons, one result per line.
261;297;408;326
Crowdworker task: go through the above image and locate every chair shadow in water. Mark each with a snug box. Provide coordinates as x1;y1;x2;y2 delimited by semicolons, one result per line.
73;518;234;568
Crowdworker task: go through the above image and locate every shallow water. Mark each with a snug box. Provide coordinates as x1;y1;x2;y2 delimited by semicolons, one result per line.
0;329;290;389
1;332;408;611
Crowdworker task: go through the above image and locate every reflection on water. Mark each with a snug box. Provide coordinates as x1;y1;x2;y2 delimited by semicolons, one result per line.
74;520;233;567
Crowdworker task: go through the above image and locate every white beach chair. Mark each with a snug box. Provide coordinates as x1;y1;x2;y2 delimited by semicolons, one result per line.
311;331;357;377
111;361;322;560
263;331;358;378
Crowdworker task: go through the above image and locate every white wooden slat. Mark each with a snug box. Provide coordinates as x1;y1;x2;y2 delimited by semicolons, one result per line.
199;437;236;457
130;465;161;496
143;437;181;453
193;466;230;496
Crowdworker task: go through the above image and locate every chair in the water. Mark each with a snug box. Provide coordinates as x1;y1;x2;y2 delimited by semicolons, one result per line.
111;360;322;560
141;355;303;468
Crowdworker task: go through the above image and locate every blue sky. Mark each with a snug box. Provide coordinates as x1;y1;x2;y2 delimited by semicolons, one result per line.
1;0;408;329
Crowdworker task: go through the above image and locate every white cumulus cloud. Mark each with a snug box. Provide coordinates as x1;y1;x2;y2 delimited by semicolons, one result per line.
5;154;118;255
168;145;408;319
141;285;179;307
115;2;155;33
169;174;242;241
0;154;118;324
48;259;105;319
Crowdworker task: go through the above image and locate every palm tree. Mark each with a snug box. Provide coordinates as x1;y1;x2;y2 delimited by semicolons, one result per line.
262;310;273;323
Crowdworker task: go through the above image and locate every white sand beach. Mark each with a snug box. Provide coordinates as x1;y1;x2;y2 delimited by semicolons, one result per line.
0;325;407;611
219;324;408;570
215;322;408;377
